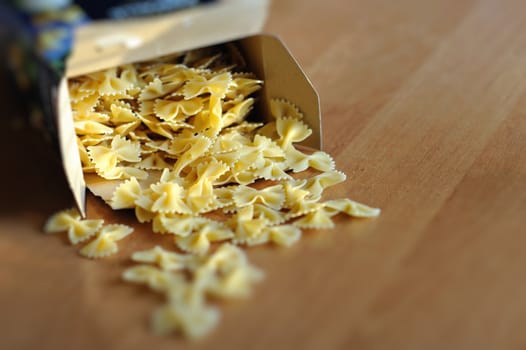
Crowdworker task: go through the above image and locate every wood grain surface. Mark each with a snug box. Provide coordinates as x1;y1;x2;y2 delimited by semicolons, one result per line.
1;0;526;349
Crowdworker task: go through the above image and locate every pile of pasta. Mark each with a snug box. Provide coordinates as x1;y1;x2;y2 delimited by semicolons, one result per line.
44;44;380;339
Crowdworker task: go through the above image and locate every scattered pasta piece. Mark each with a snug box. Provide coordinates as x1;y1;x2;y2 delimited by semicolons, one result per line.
123;265;185;292
323;198;381;218
131;246;196;271
80;224;134;258
174;221;234;255
123;244;262;338
44;208;103;244
110;177;142;209
151;300;220;339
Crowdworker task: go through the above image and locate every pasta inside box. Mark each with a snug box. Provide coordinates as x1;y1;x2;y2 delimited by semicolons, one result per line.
53;0;321;216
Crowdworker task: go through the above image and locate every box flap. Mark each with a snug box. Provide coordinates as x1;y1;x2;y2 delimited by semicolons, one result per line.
57;78;86;216
66;0;269;77
240;35;322;150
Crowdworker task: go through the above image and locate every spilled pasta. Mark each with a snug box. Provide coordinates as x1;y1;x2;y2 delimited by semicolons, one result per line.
44;43;380;339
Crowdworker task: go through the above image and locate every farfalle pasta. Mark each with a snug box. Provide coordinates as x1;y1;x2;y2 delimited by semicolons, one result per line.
44;208;133;258
124;244;262;338
43;44;380;340
44;208;103;244
80;224;134;258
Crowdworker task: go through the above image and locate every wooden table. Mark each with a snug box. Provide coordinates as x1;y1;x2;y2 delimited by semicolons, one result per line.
2;0;526;349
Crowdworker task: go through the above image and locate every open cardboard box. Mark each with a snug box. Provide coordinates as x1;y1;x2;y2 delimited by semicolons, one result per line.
55;0;321;216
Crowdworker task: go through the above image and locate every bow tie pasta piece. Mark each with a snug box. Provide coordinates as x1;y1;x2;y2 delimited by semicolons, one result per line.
293;206;337;230
253;159;291;181
270;98;304;120
182;72;232;99
135;153;173;170
276;116;312;149
232;184;285;210
284;147;336;173
139;78;180;101
224;121;264;134
74;120;114;135
110;135;142;162
44;208;104;244
252;134;285;159
255;121;279;141
71;93;100;116
111;177;142;209
201;261;264;299
152;214;207;236
303;170;347;200
88;135;143;179
174;221;234;255
68;81;93;102
204;243;247;270
323;198;381;218
157;64;202;84
197;243;264;298
80;224;134;258
74;111;111;125
132;246;197;271
81;67;135;96
114;120;142;137
120;63;145;89
172;136;212;176
151;300;220;339
222;97;255;128
154;97;204;122
149;181;191;214
252;204;288;225
209;131;251;154
225;74;263;100
139;100;156;115
186;159;229;198
263;225;302;247
135;206;156;224
110;104;140;124
191;96;223;138
227;206;269;246
123;264;186;293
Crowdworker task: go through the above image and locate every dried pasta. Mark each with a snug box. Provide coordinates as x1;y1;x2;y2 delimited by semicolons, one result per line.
44;208;133;258
42;43;380;340
44;208;103;244
80;224;134;258
124;244;262;338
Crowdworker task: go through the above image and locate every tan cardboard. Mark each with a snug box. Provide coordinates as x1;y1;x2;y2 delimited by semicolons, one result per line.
66;0;270;78
57;0;322;216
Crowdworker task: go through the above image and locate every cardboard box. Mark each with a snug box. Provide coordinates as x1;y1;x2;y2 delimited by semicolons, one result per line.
54;0;321;216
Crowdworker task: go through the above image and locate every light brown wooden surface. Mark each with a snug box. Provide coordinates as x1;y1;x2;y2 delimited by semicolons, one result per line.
2;0;526;349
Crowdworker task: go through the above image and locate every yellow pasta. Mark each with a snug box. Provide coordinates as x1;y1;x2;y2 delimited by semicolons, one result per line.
46;43;381;339
110;177;142;209
174;221;234;255
80;224;134;258
323;198;382;218
276;116;312;149
263;225;302;247
123;264;185;292
270;98;304;120
131;246;196;271
123;244;262;338
44;208;103;244
232;184;285;210
151;300;220;339
154;97;204;121
182;72;232;99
